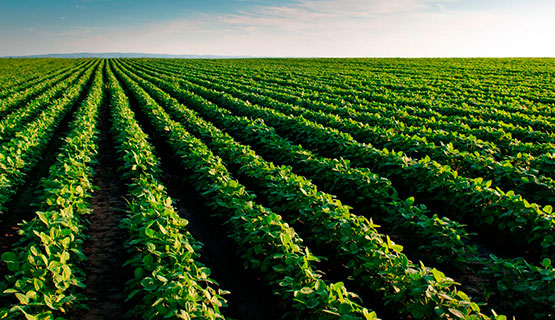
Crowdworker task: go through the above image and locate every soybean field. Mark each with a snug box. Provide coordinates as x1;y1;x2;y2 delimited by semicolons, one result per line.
0;58;554;320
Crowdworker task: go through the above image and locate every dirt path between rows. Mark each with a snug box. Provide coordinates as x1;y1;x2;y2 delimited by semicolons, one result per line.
78;94;131;320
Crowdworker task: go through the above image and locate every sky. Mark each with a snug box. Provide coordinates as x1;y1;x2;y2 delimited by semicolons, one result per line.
0;0;554;57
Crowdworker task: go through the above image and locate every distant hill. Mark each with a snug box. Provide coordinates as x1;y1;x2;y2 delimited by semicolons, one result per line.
3;52;250;59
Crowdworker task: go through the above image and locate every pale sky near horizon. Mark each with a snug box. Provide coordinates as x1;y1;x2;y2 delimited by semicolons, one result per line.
0;0;554;57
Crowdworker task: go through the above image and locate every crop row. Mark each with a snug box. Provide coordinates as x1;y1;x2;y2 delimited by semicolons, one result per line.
151;65;555;207
128;60;555;262
150;58;555;129
111;60;379;319
104;62;228;319
114;60;503;319
144;60;555;177
0;60;94;119
0;60;105;319
0;59;84;97
0;62;94;145
0;61;98;216
123;59;555;319
1;58;552;319
120;59;555;318
0;60;89;100
149;58;554;115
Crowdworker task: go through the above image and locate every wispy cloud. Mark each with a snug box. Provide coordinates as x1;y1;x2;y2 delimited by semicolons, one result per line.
217;0;444;31
199;0;555;57
1;0;554;57
296;0;439;17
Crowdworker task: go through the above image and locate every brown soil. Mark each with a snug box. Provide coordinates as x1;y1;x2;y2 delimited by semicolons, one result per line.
77;92;131;320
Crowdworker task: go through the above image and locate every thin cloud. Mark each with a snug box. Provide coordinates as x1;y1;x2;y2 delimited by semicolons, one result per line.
1;0;554;57
296;0;442;17
212;0;457;39
220;0;448;25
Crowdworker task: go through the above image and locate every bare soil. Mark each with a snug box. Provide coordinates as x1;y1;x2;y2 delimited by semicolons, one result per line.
78;92;132;320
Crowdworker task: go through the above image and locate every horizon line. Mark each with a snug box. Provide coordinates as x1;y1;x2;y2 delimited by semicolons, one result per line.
2;52;555;59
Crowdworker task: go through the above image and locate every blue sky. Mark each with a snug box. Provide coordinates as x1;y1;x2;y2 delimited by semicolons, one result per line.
1;0;554;57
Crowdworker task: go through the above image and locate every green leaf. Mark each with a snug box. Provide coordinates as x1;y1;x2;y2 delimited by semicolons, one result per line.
299;287;313;295
363;310;378;320
30;246;39;257
543;205;553;214
21;310;37;320
146;242;156;252
164;197;172;207
456;291;469;301
134;267;145;279
431;269;444;282
60;251;70;263
448;308;465;319
280;231;291;245
44;294;55;310
36;212;49;226
62;265;72;281
1;252;17;263
15;292;29;305
141;278;157;291
3;288;19;294
143;254;154;270
152;297;165;307
332;282;345;292
144;227;155;238
126;289;141;301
